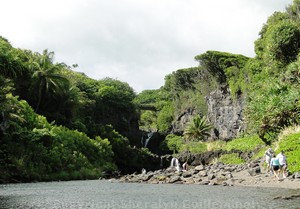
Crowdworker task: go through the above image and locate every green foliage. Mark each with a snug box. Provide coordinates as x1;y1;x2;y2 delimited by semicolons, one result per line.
277;132;300;173
269;20;300;64
206;140;226;151
29;50;71;112
195;51;249;84
97;77;135;108
138;65;218;137
0;37;140;146
246;67;300;143
193;51;250;98
134;89;160;105
135;89;170;133
255;9;300;67
164;67;199;92
51;126;114;168
98;124;129;149
286;0;300;20
163;134;184;154
92;78;138;138
139;110;157;131
156;102;174;133
3;0;300;181
246;17;300;139
181;141;207;154
163;66;215;122
219;153;245;165
286;57;300;84
0;76;21;133
0;37;26;79
174;89;208;117
251;147;267;161
224;135;265;152
0;94;117;183
255;11;289;62
183;115;212;141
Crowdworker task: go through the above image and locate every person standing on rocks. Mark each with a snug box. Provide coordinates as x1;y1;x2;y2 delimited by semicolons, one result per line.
265;148;274;173
270;155;280;180
182;161;188;171
277;151;288;178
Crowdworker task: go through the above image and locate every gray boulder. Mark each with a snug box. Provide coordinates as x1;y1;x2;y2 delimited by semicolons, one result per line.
247;167;261;176
294;171;300;179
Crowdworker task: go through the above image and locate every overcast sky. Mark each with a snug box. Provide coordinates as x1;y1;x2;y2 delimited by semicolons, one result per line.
0;0;292;93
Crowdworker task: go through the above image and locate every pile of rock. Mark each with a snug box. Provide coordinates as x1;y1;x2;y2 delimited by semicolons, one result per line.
114;161;300;187
118;162;250;186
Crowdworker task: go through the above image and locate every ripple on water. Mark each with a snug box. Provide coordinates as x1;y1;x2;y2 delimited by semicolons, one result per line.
0;180;299;209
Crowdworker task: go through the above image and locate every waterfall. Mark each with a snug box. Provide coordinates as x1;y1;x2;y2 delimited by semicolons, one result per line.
170;157;181;172
141;168;146;175
141;132;154;148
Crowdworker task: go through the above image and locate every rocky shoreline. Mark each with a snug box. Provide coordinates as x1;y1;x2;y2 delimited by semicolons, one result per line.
110;161;300;190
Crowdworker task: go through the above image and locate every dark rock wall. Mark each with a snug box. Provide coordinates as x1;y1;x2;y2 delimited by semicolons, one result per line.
171;85;245;141
171;108;200;135
206;86;245;141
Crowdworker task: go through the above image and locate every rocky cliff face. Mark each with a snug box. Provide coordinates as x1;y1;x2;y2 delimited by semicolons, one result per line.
171;85;245;141
171;108;200;135
206;86;245;141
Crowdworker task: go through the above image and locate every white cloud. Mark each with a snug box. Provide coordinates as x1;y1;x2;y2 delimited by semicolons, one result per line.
0;0;292;92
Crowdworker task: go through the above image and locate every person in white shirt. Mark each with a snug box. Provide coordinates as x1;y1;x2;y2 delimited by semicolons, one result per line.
265;148;274;173
276;151;288;178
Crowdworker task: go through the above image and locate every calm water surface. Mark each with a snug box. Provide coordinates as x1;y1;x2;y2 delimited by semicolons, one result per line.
0;180;299;209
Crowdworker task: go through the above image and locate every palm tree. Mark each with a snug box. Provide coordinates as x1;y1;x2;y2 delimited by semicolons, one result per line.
183;115;212;142
29;50;70;112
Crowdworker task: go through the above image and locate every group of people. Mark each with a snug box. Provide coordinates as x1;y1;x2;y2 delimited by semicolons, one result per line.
265;148;288;180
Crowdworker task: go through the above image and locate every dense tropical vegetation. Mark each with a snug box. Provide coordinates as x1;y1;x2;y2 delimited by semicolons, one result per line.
137;0;300;173
0;36;155;183
1;0;300;183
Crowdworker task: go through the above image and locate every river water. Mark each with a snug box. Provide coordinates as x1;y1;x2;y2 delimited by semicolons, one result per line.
0;180;299;209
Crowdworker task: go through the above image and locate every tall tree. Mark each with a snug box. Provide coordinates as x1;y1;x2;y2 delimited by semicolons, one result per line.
29;50;70;112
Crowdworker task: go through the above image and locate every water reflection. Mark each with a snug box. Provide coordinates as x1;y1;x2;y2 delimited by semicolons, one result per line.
0;180;299;209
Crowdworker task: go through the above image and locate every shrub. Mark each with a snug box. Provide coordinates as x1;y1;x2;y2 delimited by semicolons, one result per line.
183;115;212;141
163;134;184;154
180;141;207;154
49;126;115;176
219;153;245;165
206;140;226;151
156;103;174;133
225;135;264;152
251;147;267;161
277;132;300;173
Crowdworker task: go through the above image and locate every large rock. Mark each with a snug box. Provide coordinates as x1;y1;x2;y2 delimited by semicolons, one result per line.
176;150;243;166
294;171;300;179
191;150;223;165
168;176;181;183
171;108;198;135
247;167;261;176
194;165;205;171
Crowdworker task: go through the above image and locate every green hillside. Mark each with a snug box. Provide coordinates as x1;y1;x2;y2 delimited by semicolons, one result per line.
1;0;300;182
